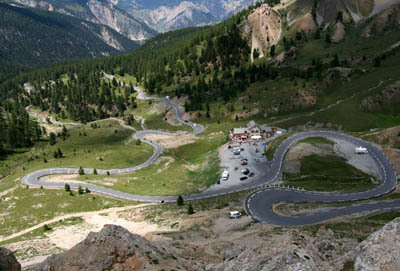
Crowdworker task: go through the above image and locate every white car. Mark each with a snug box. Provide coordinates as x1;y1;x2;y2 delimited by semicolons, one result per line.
230;211;242;219
355;146;368;154
222;170;229;180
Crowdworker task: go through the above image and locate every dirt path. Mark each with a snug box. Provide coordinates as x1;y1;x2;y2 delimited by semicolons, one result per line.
0;185;18;198
0;204;154;243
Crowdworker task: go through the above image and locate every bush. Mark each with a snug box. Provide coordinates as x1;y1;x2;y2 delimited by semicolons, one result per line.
43;224;51;231
79;166;85;175
136;139;141;145
93;168;97;175
85;187;91;193
177;195;184;206
187;203;194;215
64;183;71;192
78;185;84;195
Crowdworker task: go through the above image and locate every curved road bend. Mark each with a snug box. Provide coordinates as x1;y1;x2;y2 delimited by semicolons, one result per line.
21;88;400;225
245;131;400;226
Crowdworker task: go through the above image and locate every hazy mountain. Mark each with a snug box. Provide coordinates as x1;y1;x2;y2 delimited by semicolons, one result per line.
8;0;260;37
0;2;139;71
115;0;261;32
8;0;157;42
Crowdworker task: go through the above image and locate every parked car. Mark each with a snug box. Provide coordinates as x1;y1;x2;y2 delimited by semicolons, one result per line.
241;168;250;175
230;211;242;219
255;148;260;153
240;176;248;181
216;178;221;185
233;150;241;155
184;120;188;123
222;170;229;181
241;161;248;165
241;158;248;162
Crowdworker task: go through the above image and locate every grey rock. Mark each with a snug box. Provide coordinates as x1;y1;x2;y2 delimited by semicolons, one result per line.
0;247;21;271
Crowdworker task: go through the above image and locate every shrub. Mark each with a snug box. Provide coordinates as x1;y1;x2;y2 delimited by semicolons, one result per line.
177;195;184;206
79;166;85;175
187;203;194;215
78;185;84;195
64;183;71;192
43;224;51;231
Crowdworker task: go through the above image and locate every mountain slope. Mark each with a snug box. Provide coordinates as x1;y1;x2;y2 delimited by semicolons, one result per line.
116;0;261;32
0;3;139;70
9;0;158;42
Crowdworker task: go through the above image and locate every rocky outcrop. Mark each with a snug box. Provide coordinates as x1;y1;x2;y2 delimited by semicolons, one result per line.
290;12;318;35
360;81;400;113
241;3;281;61
346;217;400;270
331;21;346;43
288;0;375;27
362;3;400;38
0;247;21;271
34;224;192;271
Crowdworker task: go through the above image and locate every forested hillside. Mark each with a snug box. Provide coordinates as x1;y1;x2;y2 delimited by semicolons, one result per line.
0;2;139;82
1;0;400;152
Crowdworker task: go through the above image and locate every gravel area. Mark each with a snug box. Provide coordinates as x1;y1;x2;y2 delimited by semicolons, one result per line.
332;138;383;179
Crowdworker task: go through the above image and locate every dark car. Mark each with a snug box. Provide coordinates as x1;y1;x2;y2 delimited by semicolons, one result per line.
241;158;248;162
216;178;221;184
240;176;248;181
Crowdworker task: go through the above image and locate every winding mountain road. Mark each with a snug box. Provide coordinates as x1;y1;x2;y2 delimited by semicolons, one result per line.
21;87;400;226
245;131;399;226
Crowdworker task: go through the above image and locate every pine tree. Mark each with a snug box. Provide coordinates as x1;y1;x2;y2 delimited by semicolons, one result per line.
187;203;194;215
57;148;63;158
177;195;184;206
79;166;85;175
78;185;84;195
65;183;70;192
93;168;97;175
49;132;57;145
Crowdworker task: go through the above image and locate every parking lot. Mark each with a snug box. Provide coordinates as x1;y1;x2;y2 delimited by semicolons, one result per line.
216;141;270;188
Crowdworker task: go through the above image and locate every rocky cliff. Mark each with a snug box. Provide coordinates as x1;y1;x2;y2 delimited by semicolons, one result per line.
4;216;400;271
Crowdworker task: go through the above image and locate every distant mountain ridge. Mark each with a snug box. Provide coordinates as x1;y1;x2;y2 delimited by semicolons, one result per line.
7;0;261;37
0;2;139;74
116;0;261;32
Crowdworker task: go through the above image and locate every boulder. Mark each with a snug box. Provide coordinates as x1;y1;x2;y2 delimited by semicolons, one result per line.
0;247;21;271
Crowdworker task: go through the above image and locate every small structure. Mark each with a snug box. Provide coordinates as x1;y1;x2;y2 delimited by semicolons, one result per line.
231;121;276;141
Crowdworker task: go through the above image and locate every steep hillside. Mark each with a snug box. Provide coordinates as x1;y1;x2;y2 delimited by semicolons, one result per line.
0;3;139;69
9;0;157;42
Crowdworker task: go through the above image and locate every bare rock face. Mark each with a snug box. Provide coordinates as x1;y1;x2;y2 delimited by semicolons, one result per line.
362;3;400;38
349;217;400;271
0;247;21;271
241;3;282;60
360;81;400;113
34;224;189;271
331;21;345;43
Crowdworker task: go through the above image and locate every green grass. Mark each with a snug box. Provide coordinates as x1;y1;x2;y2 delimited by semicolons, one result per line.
303;211;400;242
0;187;130;238
284;155;376;192
265;133;292;160
145;112;191;132
77;133;227;196
0;119;153;195
0;217;83;247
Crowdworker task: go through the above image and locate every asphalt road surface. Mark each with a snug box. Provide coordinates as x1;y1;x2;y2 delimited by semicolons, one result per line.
20;84;400;225
245;131;399;226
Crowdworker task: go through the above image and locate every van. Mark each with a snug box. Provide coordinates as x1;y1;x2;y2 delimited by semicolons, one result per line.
222;170;229;180
230;211;242;219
